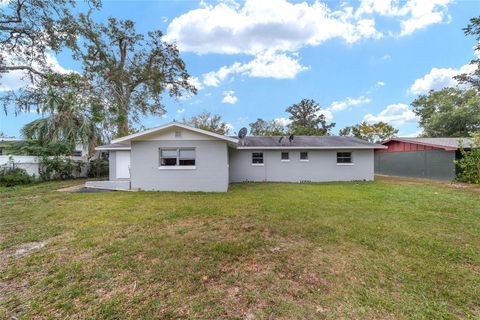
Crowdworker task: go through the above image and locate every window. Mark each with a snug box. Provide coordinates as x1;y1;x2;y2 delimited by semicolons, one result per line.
281;152;289;161
160;148;196;167
252;152;264;164
72;150;83;157
300;152;308;161
337;152;352;164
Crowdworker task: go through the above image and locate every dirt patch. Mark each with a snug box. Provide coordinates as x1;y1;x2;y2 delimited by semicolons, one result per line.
0;241;49;263
56;184;85;192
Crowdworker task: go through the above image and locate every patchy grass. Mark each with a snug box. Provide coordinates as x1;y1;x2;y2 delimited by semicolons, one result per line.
1;178;479;319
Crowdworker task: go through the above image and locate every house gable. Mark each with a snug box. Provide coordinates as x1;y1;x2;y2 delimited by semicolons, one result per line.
111;122;238;144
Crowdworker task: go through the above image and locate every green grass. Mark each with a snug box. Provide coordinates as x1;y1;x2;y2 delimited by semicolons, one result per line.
1;178;479;319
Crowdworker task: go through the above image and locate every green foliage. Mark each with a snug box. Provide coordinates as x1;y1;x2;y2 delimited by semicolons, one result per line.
4;73;105;157
10;140;74;157
249;118;286;135
87;159;109;178
0;0;100;81
454;16;480;90
0;168;33;187
339;121;398;142
39;156;84;181
411;88;480;137
182;111;230;135
285;99;335;136
73;16;197;136
455;133;480;184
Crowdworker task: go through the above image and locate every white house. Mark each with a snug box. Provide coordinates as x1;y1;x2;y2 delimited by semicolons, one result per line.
87;122;386;192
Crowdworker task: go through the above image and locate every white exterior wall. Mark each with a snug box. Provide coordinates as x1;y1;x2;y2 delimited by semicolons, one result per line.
129;128;230;192
229;149;374;182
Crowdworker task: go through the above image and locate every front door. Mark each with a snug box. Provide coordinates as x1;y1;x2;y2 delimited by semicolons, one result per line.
116;151;131;179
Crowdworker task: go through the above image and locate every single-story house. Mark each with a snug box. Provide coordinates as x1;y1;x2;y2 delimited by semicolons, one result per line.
375;137;474;180
87;122;386;192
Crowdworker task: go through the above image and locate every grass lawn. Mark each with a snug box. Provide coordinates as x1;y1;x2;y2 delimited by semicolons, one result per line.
1;178;479;319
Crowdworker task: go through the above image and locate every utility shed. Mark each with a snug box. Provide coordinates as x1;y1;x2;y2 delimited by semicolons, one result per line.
375;137;474;180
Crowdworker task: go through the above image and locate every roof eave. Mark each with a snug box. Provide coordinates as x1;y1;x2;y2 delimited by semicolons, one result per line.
236;146;386;150
111;122;238;144
381;138;462;151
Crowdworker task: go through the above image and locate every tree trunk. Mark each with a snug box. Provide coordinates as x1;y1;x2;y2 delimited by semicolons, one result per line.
116;100;130;137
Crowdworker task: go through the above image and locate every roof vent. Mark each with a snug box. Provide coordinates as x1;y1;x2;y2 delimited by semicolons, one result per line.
175;130;182;138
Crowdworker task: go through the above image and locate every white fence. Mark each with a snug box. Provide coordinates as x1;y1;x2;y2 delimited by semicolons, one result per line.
0;155;88;178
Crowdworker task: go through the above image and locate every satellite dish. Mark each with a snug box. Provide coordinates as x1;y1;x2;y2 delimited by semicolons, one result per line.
238;127;248;139
289;134;294;143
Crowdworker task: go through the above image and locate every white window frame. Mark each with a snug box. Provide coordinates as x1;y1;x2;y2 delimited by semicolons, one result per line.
281;152;289;161
251;152;264;166
159;147;196;170
336;151;354;165
300;151;309;162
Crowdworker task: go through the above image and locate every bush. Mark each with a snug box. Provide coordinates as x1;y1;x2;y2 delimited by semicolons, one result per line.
455;133;480;184
0;168;33;187
456;148;480;184
87;159;109;178
39;156;85;181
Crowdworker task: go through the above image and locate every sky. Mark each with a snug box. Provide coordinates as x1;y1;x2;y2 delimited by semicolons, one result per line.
0;0;479;138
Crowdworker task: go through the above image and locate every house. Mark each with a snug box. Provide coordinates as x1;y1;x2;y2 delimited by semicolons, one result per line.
88;122;386;192
375;137;475;180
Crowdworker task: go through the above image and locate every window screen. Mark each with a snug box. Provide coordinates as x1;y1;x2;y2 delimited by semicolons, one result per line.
337;152;352;163
252;152;264;164
300;152;308;160
179;148;195;166
160;148;196;166
160;149;178;166
281;152;289;160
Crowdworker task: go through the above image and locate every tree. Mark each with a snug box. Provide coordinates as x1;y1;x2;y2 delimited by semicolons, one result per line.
455;16;480;90
0;0;100;80
72;16;196;137
339;121;398;142
411;88;480;137
183;111;230;135
455;132;480;184
6;73;105;156
285;99;335;136
249;118;286;136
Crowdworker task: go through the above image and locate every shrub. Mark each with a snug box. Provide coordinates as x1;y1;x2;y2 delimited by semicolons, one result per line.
87;159;109;178
39;156;85;181
0;168;33;187
455;133;480;184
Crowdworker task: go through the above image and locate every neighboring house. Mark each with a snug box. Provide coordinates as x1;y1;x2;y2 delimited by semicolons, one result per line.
88;122;386;192
375;137;474;180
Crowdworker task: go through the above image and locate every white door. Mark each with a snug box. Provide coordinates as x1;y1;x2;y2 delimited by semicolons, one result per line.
116;151;131;179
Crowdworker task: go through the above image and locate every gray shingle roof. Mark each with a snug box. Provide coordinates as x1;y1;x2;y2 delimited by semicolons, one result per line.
236;136;385;149
391;137;475;149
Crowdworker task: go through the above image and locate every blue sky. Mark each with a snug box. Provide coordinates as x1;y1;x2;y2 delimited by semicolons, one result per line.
1;0;478;137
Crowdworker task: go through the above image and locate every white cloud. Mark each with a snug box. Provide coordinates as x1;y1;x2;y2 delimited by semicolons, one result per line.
329;95;371;112
363;103;418;126
356;0;452;36
274;117;292;127
202;51;308;87
165;0;383;56
176;108;185;114
221;90;238;104
165;0;452;57
317;109;334;121
409;63;476;95
188;76;204;91
377;81;385;86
